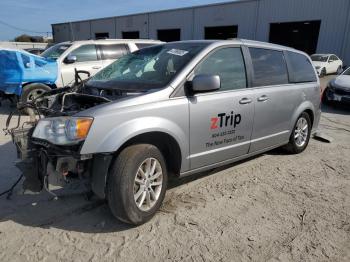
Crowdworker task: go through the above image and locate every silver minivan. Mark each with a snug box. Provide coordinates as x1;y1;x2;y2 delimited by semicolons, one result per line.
10;39;321;225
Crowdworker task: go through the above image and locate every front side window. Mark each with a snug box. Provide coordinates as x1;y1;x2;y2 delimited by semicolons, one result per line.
249;48;288;87
329;55;338;62
88;43;207;90
286;51;317;83
100;44;129;60
194;47;247;91
41;43;71;60
69;45;98;62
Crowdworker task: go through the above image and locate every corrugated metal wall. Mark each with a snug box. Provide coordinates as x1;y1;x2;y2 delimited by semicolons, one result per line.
256;0;350;57
116;14;149;39
52;0;350;64
193;0;257;39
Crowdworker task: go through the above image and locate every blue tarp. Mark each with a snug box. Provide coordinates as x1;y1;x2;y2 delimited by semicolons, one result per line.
0;48;58;95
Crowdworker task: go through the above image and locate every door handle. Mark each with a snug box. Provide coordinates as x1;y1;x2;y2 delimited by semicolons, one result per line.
257;95;269;102
92;66;101;69
239;98;252;104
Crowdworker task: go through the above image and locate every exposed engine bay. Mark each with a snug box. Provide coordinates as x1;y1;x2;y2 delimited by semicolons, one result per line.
3;70;141;198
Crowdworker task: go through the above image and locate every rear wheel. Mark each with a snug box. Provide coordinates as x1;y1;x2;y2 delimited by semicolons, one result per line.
107;144;168;225
285;112;311;154
20;83;51;115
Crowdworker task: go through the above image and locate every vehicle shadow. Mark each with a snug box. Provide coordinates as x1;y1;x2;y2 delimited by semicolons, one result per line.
321;103;350;115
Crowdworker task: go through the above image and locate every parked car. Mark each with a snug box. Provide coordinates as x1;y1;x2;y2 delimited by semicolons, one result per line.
323;67;350;105
41;39;163;88
25;47;46;55
311;54;343;77
0;48;57;101
0;39;162;105
7;40;321;225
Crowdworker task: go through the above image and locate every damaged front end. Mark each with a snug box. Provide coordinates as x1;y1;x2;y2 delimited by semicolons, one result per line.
3;73;120;197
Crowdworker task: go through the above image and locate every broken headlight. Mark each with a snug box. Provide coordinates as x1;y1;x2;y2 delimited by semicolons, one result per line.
32;117;93;145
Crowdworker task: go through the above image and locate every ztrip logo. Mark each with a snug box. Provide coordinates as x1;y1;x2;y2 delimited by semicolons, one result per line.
211;111;241;130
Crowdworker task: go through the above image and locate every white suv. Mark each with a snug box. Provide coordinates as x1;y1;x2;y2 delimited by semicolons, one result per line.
41;39;163;87
311;54;343;77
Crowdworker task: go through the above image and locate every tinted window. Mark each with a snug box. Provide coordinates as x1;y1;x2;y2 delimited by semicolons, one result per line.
329;55;338;62
286;51;317;83
194;48;246;91
41;43;71;60
136;43;158;49
249;48;288;86
70;45;98;62
100;44;129;60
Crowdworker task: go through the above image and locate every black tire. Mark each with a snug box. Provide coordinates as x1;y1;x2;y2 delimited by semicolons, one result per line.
107;144;168;225
336;66;342;75
20;83;51;115
284;112;312;154
319;68;326;78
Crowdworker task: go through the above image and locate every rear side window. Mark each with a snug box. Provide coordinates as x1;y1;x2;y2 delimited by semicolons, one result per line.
286;51;317;83
70;44;98;62
249;48;289;87
136;43;157;49
194;47;247;91
100;44;129;60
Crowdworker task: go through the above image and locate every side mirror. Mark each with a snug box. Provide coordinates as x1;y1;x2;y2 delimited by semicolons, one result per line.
64;54;77;64
189;74;221;93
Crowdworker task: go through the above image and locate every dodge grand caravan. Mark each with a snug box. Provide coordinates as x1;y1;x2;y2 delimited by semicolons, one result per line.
8;39;321;225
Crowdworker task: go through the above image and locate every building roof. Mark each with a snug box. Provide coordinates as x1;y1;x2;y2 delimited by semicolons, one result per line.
52;0;256;25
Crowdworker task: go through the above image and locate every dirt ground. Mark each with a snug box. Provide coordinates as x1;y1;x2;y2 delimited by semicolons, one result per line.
0;76;349;262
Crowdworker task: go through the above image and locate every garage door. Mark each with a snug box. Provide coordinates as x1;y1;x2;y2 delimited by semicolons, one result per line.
269;20;321;54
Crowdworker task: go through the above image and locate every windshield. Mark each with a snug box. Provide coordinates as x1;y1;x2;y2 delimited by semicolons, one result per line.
342;68;350;76
87;43;207;90
41;43;71;60
311;55;328;62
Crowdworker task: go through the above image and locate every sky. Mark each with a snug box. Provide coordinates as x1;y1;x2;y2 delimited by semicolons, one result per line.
0;0;233;41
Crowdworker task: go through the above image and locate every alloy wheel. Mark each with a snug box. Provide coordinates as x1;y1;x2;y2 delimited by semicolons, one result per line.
294;117;309;147
133;157;163;211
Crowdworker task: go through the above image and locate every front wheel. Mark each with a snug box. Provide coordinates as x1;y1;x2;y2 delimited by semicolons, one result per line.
336;66;342;75
107;144;168;225
319;68;326;78
20;83;51;115
284;112;311;154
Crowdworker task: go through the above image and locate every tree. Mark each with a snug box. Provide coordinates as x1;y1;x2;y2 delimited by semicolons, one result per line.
14;34;44;42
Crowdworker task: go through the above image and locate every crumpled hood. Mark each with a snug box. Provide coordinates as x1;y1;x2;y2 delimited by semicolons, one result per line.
331;75;350;89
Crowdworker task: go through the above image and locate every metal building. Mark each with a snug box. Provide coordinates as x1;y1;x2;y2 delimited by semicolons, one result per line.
52;0;350;64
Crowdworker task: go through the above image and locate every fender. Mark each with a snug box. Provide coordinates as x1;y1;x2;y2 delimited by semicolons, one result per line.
290;100;315;134
80;116;190;171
